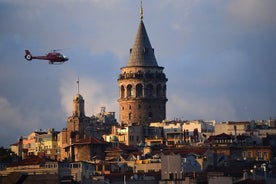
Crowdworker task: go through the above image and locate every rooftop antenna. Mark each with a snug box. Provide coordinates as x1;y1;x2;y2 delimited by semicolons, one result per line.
140;0;143;20
76;77;80;94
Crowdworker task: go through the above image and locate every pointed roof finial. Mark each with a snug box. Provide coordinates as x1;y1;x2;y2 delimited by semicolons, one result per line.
76;77;80;94
140;0;143;20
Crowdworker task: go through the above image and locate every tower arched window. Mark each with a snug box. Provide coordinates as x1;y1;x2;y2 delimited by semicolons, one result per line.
148;112;153;119
145;84;153;97
129;113;132;120
163;85;167;97
120;85;125;98
127;84;132;97
136;84;143;97
156;84;162;97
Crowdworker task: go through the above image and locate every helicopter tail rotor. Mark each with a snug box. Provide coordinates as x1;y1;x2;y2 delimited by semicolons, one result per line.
24;50;32;61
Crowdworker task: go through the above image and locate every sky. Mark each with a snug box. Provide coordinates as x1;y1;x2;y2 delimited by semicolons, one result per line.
0;0;276;147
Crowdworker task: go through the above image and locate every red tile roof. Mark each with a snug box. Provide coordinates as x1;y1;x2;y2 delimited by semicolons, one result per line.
7;155;44;167
161;146;209;157
74;136;107;145
227;121;250;125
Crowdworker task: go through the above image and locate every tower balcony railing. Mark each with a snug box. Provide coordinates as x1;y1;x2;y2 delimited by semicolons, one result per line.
118;72;167;81
119;96;168;101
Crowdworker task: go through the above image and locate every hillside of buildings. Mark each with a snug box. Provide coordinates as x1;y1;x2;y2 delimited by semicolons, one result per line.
1;104;276;183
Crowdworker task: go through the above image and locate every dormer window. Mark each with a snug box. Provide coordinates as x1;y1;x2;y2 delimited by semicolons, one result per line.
143;47;148;54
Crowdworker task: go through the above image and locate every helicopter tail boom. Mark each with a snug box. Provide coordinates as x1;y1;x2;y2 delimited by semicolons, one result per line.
24;50;32;61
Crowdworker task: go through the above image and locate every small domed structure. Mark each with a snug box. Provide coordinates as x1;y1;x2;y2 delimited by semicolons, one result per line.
111;135;119;142
74;94;83;101
73;93;85;117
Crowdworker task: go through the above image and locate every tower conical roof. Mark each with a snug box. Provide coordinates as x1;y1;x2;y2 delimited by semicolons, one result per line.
127;20;158;67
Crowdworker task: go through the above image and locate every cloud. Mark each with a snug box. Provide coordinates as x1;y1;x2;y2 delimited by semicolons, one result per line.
0;0;276;147
227;0;276;30
58;48;119;119
0;97;40;147
168;93;237;121
59;71;117;117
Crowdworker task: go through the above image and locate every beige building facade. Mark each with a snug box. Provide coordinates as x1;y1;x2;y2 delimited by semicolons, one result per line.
215;121;250;136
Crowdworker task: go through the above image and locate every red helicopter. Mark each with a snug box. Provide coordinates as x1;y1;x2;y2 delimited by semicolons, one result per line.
24;49;69;64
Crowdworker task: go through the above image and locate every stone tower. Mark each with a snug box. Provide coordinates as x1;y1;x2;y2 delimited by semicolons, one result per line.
67;93;91;141
72;94;85;117
117;2;168;126
59;90;91;161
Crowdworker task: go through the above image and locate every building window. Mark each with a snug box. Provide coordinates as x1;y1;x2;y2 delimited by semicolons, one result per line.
136;84;143;97
257;151;262;160
120;85;125;98
185;130;189;137
127;84;132;97
169;173;174;180
148;112;152;119
129;113;132;120
163;85;166;97
247;151;252;158
263;152;268;160
71;163;80;168
242;151;246;159
145;84;153;97
156;84;162;97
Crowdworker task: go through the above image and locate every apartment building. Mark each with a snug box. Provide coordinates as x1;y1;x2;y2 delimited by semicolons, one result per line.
35;128;59;160
163;121;184;146
10;129;59;160
215;121;250;136
183;120;214;143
